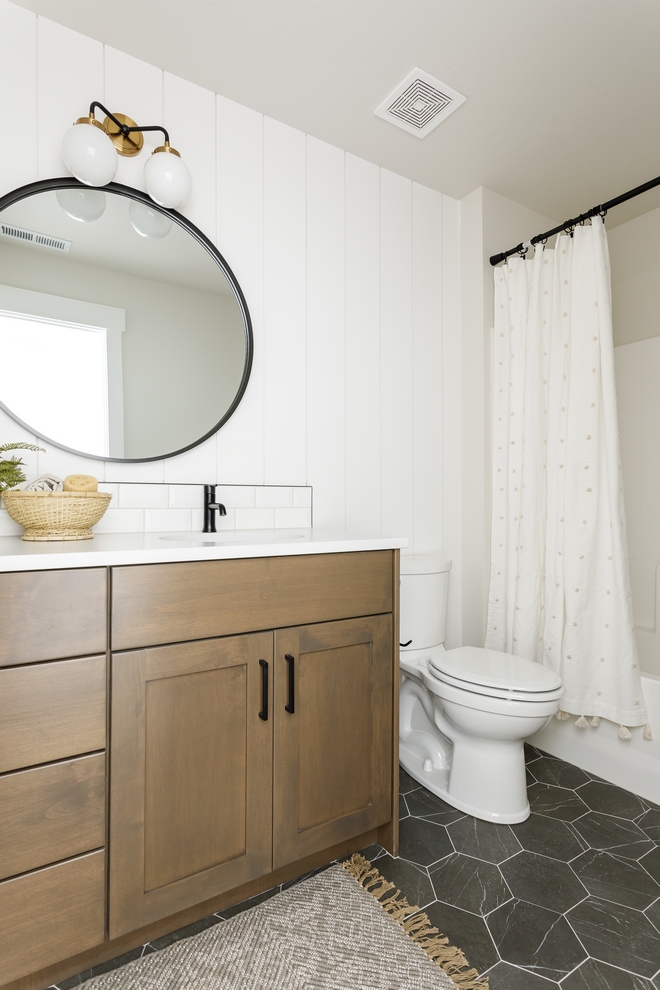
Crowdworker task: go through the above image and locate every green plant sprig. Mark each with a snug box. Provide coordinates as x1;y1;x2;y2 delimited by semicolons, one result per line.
0;442;46;494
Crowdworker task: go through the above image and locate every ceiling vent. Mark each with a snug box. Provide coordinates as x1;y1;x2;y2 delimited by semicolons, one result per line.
0;223;71;253
374;68;466;139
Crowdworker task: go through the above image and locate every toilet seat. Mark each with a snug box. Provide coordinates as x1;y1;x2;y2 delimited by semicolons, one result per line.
428;646;563;703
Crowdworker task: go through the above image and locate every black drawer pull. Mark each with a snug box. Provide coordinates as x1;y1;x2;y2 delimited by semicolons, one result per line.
259;659;268;721
284;654;295;714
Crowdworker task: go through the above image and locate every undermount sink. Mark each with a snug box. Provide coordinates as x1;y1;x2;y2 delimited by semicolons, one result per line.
159;531;307;546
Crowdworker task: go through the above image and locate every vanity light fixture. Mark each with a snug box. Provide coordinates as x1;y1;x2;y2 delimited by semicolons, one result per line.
62;101;192;210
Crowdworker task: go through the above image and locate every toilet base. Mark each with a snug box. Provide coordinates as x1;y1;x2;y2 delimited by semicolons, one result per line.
399;739;531;824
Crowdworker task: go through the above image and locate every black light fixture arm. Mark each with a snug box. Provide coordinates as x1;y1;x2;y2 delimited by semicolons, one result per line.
490;171;660;267
89;100;170;145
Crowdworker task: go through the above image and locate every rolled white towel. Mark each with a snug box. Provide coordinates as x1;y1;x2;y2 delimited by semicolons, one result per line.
14;474;64;492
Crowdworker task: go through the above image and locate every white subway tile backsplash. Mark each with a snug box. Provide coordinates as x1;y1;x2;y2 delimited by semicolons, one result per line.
169;485;203;509
93;508;144;533
0;508;23;536
293;487;312;508
0;480;312;537
235;507;275;530
216;485;256;508
119;484;169;508
145;508;192;532
275;507;311;528
98;483;119;502
256;486;293;508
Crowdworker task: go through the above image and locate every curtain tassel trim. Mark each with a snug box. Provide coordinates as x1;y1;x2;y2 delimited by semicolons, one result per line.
342;853;488;990
618;724;633;740
644;723;654;741
575;715;589;729
591;716;600;728
556;710;570;720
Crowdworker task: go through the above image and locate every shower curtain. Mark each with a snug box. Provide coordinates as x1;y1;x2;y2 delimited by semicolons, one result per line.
485;217;649;734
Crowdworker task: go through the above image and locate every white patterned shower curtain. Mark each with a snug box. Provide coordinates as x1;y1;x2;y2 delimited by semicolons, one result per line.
486;218;649;735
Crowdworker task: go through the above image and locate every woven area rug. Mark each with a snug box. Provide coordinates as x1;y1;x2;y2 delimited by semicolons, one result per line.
84;855;487;990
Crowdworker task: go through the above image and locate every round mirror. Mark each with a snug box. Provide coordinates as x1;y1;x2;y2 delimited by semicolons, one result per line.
0;178;252;461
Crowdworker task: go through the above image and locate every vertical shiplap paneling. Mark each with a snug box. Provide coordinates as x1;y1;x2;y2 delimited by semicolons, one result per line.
161;72;219;488
306;137;345;529
102;50;165;484
380;169;413;540
441;194;462;648
345;154;381;534
263;117;307;486
215;95;265;485
37;17;103;179
412;183;443;554
0;1;36;196
104;47;163;191
33;16;107;483
164;72;216;241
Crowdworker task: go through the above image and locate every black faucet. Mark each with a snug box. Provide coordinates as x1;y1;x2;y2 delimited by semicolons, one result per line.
203;485;227;533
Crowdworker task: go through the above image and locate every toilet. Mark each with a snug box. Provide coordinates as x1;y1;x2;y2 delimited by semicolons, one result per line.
399;555;563;824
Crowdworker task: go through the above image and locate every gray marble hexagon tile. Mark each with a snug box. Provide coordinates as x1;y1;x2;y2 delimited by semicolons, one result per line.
386;746;660;989
51;748;660;990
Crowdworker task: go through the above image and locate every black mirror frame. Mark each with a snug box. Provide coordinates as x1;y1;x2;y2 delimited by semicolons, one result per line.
0;177;254;463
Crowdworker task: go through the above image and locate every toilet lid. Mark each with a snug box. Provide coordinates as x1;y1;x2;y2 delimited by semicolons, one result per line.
428;646;562;694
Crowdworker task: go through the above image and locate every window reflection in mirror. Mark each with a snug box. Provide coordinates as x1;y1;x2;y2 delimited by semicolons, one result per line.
0;184;251;461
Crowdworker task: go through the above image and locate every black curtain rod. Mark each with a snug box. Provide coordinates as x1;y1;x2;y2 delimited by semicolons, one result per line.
489;172;660;267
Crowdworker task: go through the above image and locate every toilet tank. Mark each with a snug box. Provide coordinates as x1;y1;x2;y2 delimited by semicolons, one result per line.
400;555;452;652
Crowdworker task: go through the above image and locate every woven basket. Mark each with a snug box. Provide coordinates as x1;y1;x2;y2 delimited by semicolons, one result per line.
1;490;112;541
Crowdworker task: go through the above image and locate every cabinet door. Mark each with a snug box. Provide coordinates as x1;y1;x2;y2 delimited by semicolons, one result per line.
273;615;392;869
109;632;273;938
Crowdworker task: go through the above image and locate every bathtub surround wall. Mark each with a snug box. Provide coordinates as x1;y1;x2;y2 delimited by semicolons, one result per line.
614;337;660;653
609;207;660;682
0;2;462;638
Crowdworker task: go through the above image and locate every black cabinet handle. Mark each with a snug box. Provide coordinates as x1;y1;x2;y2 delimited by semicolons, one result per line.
400;639;412;648
284;653;295;714
259;659;268;721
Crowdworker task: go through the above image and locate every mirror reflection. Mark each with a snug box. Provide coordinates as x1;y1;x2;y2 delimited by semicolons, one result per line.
0;183;251;461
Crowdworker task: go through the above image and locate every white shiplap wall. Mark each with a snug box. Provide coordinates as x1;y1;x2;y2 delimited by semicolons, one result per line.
0;2;461;571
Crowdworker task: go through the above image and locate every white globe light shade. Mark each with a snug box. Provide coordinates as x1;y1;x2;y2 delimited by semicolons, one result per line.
56;187;106;223
144;150;192;209
62;122;117;187
129;200;172;239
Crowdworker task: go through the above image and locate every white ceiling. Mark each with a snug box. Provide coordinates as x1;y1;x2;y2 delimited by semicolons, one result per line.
14;0;660;227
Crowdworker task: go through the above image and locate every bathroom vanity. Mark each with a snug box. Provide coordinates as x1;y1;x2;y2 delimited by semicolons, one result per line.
0;531;403;990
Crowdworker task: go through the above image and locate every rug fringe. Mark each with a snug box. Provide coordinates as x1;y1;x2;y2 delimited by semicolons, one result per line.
342;854;489;990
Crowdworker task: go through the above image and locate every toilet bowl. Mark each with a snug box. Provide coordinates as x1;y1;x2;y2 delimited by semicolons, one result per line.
399;556;563;824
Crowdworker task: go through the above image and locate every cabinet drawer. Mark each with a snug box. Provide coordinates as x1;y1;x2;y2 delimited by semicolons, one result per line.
0;753;105;880
0;656;106;773
0;850;105;984
112;551;393;650
0;568;107;667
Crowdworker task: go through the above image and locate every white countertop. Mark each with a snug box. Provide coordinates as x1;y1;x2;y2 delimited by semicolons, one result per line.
0;529;408;572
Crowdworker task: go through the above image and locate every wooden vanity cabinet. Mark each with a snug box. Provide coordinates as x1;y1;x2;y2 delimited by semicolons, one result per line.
108;551;397;937
1;550;399;990
0;569;108;987
273;615;393;868
109;632;273;938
